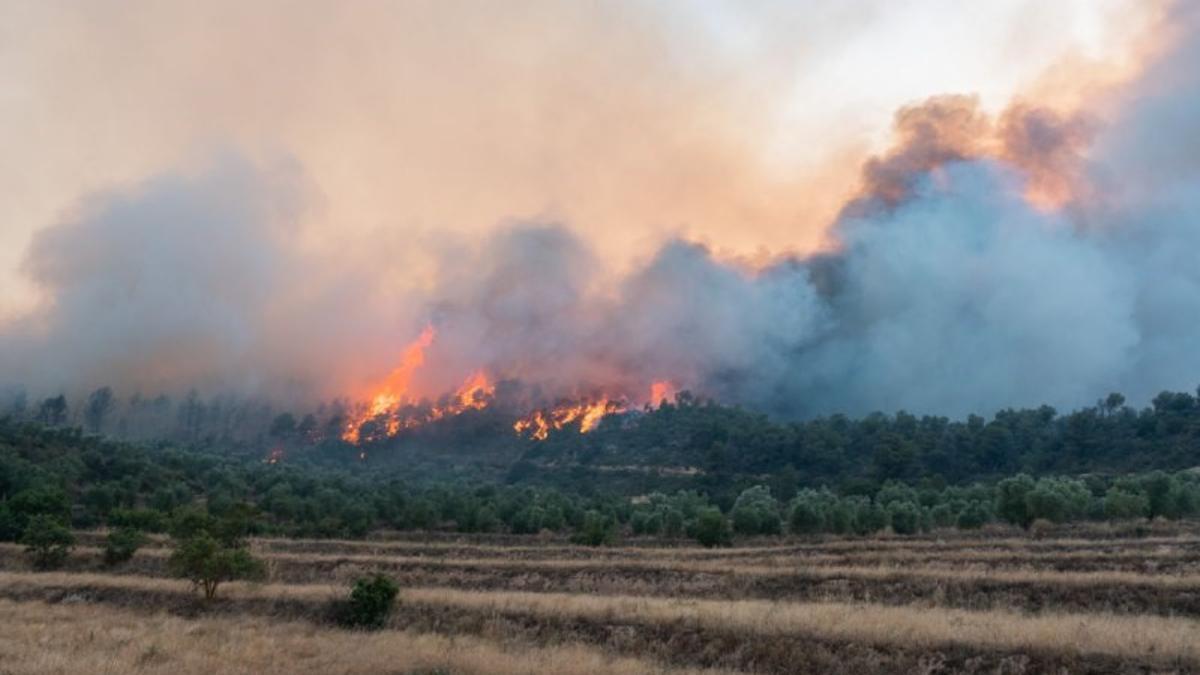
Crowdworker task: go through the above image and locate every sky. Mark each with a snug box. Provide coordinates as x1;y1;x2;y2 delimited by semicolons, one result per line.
2;0;1192;418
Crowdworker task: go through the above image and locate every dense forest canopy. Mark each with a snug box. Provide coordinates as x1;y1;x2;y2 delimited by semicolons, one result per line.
3;384;1200;544
5;385;1199;491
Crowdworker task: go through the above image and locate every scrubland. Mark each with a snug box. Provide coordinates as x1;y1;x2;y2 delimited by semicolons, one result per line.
4;528;1200;673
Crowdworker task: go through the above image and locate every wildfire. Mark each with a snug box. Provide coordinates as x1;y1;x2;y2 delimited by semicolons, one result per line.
649;380;676;406
513;398;625;441
342;325;675;446
341;326;497;444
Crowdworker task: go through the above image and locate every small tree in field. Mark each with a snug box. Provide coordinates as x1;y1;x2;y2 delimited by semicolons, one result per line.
21;515;75;570
169;531;265;600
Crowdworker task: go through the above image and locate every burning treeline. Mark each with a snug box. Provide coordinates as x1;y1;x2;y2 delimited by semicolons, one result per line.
340;324;677;444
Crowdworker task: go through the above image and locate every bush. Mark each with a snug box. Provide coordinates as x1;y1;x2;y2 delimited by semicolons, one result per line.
690;507;732;548
168;531;265;600
887;501;921;535
337;574;400;629
730;485;781;536
103;527;147;566
995;474;1036;528
787;494;825;535
21;514;75;570
1104;487;1150;521
570;510;618;547
956;501;990;530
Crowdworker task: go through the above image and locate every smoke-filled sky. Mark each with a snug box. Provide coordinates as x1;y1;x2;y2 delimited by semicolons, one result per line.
3;0;1197;418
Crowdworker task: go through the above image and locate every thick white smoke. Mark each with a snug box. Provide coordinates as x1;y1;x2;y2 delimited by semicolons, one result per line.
3;5;1200;420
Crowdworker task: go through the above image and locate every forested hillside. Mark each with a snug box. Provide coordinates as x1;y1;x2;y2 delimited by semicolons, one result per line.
4;386;1200;544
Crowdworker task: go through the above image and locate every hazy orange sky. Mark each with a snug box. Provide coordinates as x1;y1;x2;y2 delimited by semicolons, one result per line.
0;0;1162;321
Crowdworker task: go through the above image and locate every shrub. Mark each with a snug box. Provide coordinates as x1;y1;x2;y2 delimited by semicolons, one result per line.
887;501;921;535
730;485;781;536
1104;487;1150;521
956;501;990;530
570;510;618;547
928;503;956;529
21;514;75;570
690;507;732;548
168;531;265;600
103;527;147;566
851;500;888;536
787;492;825;535
995;474;1036;528
661;508;686;538
337;574;400;629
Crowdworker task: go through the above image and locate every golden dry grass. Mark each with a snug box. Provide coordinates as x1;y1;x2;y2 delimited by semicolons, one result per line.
10;542;1200;594
0;598;736;675
401;587;1200;663
3;570;1199;664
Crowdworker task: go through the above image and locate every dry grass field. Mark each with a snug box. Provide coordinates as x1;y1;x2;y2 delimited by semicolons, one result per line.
4;527;1200;674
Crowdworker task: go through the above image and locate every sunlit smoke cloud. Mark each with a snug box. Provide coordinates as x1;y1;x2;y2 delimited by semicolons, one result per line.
0;1;1195;422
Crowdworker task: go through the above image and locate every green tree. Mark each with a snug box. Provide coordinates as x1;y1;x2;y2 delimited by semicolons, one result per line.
690;507;732;548
787;491;825;535
570;510;617;547
21;515;75;570
1104;487;1150;521
995;474;1036;528
168;531;265;600
731;485;781;535
661;508;686;538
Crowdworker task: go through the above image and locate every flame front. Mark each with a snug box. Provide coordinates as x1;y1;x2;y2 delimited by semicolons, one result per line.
341;325;436;443
513;398;625;440
343;326;669;445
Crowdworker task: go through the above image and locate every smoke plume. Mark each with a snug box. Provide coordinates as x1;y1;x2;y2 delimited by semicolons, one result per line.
2;2;1197;421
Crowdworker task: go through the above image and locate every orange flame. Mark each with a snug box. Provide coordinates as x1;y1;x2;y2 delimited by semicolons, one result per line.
342;326;499;444
455;370;494;411
649;380;676;406
342;325;435;443
513;398;625;440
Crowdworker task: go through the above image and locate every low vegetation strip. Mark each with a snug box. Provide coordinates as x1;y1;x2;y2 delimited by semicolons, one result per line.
3;570;1200;667
68;528;1200;559
16;542;1200;592
0;598;735;675
12;542;1200;621
401;587;1200;665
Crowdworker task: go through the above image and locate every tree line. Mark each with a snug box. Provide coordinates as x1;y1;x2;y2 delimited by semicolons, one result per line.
4;416;1200;552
